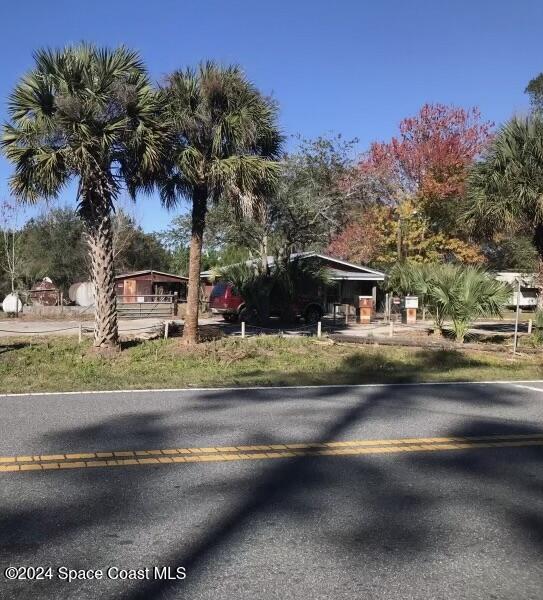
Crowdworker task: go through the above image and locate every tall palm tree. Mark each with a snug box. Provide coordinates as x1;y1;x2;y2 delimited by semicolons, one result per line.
466;115;543;257
2;45;166;350
160;62;282;344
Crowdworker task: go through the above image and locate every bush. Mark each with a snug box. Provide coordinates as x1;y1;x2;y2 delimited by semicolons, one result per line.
216;256;332;323
386;262;510;342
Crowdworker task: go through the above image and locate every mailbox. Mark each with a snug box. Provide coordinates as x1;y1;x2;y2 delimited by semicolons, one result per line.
401;295;418;324
358;295;374;323
403;296;419;309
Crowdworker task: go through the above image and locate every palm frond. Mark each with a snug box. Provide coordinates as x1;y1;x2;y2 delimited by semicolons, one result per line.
2;43;167;206
160;61;283;210
465;115;543;236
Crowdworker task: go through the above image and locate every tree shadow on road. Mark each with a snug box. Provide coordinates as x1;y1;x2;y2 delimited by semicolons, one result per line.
1;359;542;599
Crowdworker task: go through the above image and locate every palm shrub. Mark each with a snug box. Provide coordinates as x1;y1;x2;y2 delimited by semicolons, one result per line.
1;45;166;350
530;309;543;345
385;262;510;340
214;262;273;324
385;262;436;323
217;256;332;324
272;256;332;319
160;63;282;343
427;265;510;342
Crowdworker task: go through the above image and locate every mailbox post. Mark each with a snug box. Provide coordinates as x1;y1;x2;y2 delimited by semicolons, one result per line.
358;296;374;324
401;296;418;324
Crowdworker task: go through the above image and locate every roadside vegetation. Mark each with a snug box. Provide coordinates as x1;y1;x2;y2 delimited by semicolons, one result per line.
1;335;542;394
2;46;169;350
214;256;331;324
386;262;510;342
2;43;543;355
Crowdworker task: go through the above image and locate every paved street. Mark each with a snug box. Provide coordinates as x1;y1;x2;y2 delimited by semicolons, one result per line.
1;382;543;599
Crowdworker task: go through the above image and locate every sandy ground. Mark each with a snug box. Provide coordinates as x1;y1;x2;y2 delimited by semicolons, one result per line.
0;314;528;340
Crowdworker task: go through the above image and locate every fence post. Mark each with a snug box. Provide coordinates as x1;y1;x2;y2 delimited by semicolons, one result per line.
241;321;246;338
317;321;322;338
164;321;169;339
173;292;178;317
344;304;349;325
389;321;394;338
78;323;82;344
528;319;533;335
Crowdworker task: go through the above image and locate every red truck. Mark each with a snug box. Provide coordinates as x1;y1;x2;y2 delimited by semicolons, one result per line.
209;282;324;324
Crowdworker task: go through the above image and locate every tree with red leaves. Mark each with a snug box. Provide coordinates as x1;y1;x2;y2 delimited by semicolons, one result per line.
330;104;493;265
360;103;493;206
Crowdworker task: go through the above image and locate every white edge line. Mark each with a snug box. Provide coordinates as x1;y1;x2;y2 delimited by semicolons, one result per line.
509;383;543;393
1;380;543;398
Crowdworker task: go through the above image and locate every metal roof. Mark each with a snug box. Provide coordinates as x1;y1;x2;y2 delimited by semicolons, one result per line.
200;253;386;281
115;270;188;281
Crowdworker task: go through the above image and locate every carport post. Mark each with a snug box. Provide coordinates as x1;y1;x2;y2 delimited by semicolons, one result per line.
241;321;246;338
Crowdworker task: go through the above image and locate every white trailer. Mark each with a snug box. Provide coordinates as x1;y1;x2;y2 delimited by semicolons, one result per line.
495;272;539;309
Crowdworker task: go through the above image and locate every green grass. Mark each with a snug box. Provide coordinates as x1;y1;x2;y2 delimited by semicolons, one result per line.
1;335;542;393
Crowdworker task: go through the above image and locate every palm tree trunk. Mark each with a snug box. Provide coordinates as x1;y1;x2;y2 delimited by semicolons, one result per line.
80;169;119;351
534;222;543;256
183;188;207;344
260;232;269;274
86;209;119;350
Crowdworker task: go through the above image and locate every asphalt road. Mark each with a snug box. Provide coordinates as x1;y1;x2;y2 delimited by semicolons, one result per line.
1;382;543;599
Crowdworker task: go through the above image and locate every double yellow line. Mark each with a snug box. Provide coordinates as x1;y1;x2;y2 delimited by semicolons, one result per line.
1;433;542;475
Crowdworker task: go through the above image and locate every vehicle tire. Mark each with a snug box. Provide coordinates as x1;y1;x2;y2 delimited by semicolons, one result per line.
223;314;236;323
304;305;322;324
238;306;259;325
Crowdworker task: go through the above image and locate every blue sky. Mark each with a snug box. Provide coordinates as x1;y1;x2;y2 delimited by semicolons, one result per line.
0;0;541;232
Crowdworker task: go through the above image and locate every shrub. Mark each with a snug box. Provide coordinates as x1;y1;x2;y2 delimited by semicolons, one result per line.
386;262;510;342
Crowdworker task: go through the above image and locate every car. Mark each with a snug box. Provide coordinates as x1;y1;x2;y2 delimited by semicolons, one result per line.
209;282;324;324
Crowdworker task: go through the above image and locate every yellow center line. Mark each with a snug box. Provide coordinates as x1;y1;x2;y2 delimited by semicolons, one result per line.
1;433;542;474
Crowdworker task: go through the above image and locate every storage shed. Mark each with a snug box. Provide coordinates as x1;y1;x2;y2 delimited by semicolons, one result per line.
115;270;188;303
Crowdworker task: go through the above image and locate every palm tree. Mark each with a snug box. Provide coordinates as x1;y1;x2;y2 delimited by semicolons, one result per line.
160;62;282;344
427;264;509;342
466;115;543;257
2;45;166;350
385;262;509;340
